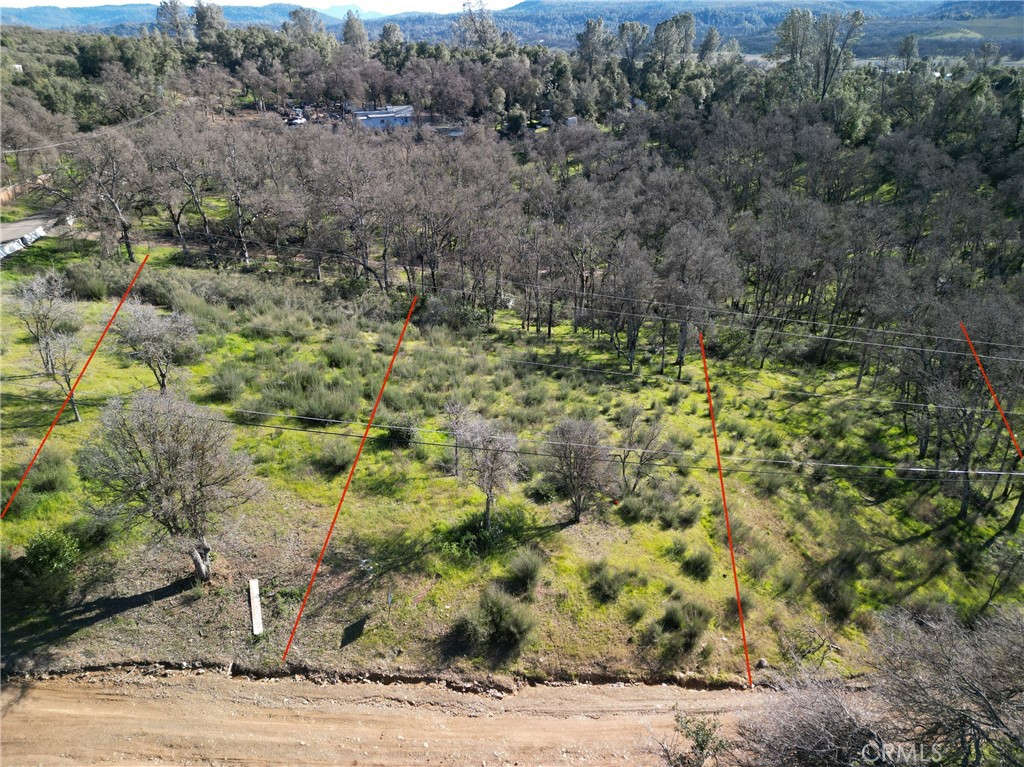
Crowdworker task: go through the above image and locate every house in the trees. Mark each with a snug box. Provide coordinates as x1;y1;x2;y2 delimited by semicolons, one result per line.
353;105;415;130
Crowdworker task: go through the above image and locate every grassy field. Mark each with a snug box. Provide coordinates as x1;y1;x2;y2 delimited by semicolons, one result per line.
1;237;1017;683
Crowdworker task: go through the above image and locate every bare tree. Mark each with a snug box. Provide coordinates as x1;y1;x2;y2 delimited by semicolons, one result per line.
457;415;519;530
736;672;888;767
548;418;608;523
45;333;84;423
14;271;77;350
615;403;668;498
82;391;257;582
872;608;1024;766
444;399;470;475
50;133;150;262
114;302;200;391
14;272;84;421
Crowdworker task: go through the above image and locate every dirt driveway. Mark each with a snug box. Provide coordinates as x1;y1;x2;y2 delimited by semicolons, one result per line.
1;670;768;766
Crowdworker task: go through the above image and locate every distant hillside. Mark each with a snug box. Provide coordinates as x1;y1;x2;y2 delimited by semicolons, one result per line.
0;3;337;30
357;0;941;48
1;0;1019;57
355;0;1022;57
927;0;1022;19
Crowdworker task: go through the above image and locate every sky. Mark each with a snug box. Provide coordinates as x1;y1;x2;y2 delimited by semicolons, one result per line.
0;0;523;13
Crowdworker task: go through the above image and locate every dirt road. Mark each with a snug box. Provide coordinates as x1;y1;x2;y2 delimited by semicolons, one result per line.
1;670;768;766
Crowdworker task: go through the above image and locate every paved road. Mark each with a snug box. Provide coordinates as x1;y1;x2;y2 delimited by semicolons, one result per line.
0;210;58;244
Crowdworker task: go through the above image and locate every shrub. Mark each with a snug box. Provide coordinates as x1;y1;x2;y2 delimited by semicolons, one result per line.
757;427;783;449
616;495;646;523
666;385;683;406
754;471;788;496
681;549;714;582
64;515;115;552
719;416;749;439
296;386;360;423
311;437;357;477
667;537;689;561
65;259;130;301
722;593;756;624
776;564;804;596
660;600;711;655
24;529;80;576
506;547;544;597
325;339;359;369
522;381;547;408
208;363;249;403
814;573;860;623
661;502;701;530
457;585;535;657
22;528;81;602
26;450;75;495
438;505;535;561
625;601;647;624
382;412;418;448
746;545;779;580
588;559;630;604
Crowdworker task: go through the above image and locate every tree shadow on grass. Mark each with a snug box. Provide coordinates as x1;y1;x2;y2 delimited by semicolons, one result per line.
1;577;194;674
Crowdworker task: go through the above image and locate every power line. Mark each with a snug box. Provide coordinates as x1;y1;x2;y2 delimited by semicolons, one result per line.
1;109;165;155
207;414;1024;483
8;384;1019;484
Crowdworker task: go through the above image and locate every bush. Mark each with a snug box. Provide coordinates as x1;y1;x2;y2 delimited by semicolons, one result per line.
296;386;360;423
814;575;859;623
506;547;544;597
664;502;702;530
722;593;755;624
311;437;357;477
438;505;536;562
625;601;647;624
325;339;359;369
457;586;535;658
616;495;645;523
522;381;547;408
588;559;631;604
660;600;711;655
24;528;80;576
64;515;115;552
681;549;714;582
757;427;783;449
746;545;779;580
26;450;75;495
382;412;418;448
208;363;250;403
21;528;81;602
64;259;130;301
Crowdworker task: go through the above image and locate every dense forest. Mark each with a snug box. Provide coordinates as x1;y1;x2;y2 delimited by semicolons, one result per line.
2;2;1023;762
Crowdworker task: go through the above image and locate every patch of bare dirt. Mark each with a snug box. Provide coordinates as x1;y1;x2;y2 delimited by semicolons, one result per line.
1;669;770;766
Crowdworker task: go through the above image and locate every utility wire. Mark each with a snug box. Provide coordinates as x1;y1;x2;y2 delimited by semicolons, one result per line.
6;385;1021;483
1;109;165;155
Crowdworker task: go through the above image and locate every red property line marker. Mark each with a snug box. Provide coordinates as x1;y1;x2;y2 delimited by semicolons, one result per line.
960;322;1023;460
2;254;150;519
282;295;418;663
697;331;754;689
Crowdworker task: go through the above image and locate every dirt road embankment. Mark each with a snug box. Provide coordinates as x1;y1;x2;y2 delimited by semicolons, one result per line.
1;668;769;766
